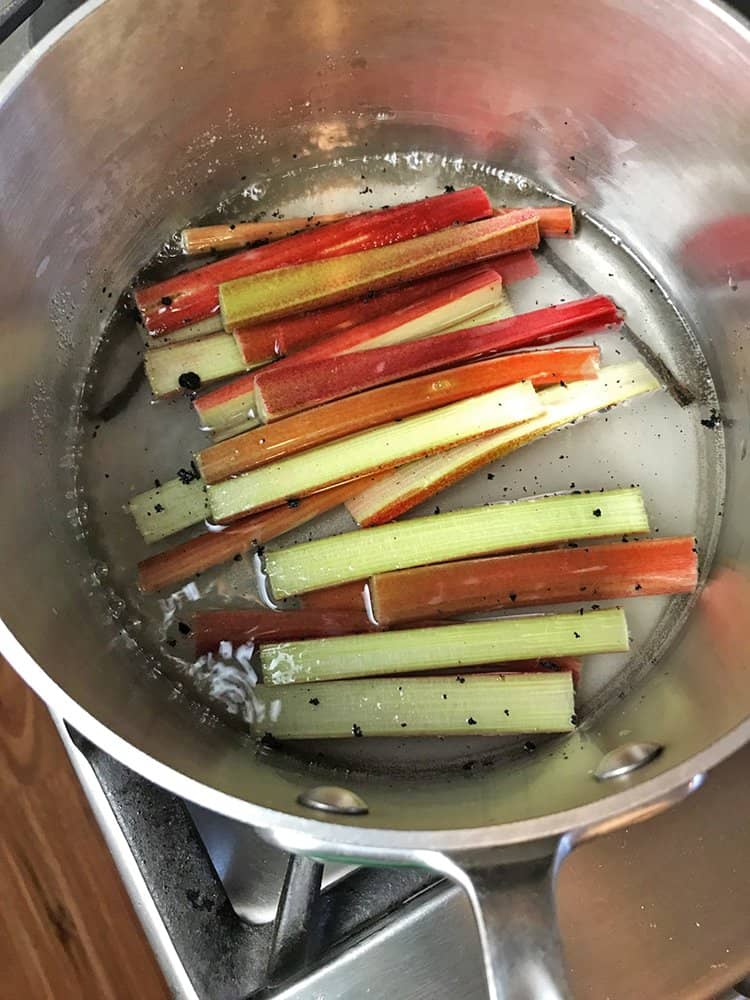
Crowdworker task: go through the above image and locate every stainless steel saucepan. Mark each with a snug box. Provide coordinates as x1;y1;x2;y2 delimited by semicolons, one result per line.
1;1;749;996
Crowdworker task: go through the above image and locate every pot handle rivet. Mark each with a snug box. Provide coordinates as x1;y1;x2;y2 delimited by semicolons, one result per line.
594;741;664;781
298;785;369;815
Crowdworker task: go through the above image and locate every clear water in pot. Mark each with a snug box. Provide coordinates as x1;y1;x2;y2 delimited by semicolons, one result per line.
75;150;724;771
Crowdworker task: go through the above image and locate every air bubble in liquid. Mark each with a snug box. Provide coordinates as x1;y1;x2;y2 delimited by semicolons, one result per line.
246;181;268;201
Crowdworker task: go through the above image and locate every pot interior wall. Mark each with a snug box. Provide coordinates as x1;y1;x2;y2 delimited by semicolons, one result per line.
0;0;748;835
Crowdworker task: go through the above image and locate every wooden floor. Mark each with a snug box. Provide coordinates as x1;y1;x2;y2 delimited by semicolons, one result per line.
0;657;170;1000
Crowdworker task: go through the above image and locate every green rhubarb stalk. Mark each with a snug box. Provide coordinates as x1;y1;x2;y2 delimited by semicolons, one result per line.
219;211;539;328
251;672;576;739
206;381;543;522
144;334;251;398
347;360;661;526
128;476;207;544
260;607;627;685
264;487;649;597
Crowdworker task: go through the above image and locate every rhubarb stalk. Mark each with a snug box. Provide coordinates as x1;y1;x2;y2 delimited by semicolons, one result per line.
135;187;493;335
264;488;649;597
369;536;698;625
206;382;543;521
181;206;570;257
219;211;540;329
253;294;621;421
346;360;660;526
193;608;375;654
181;214;349;255
197;347;600;484
129;476;207;544
259;607;627;684
250;673;576;739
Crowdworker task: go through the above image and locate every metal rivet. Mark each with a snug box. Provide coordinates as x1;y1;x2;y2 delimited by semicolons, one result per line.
594;741;664;781
297;785;369;815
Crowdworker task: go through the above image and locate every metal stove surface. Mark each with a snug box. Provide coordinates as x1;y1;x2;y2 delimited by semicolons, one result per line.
4;5;750;999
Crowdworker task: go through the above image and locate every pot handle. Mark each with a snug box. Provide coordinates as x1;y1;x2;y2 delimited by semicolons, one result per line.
435;845;570;1000
0;0;42;44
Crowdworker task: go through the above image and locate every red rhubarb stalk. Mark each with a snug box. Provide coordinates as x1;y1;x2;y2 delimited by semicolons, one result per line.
276;268;504;363
193;609;376;655
495;206;575;238
369;537;697;626
136;475;385;593
254;294;621;421
235;282;453;365
197;347;600;484
182;207;569;256
219;211;540;329
297;581;367;612
181;214;349;255
486;249;539;284
135;187;493;336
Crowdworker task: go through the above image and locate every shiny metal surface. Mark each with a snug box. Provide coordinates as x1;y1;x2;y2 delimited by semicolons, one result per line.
267;855;324;985
187;801;354;924
56;715;750;999
457;855;570;1000
278;742;750;1000
298;785;370;816
0;0;749;995
594;740;665;781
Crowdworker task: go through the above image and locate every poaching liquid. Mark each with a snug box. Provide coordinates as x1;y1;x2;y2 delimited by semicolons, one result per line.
76;151;724;770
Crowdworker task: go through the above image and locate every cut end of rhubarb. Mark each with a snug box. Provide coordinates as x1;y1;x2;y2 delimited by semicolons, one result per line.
144;334;247;399
193;370;260;434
